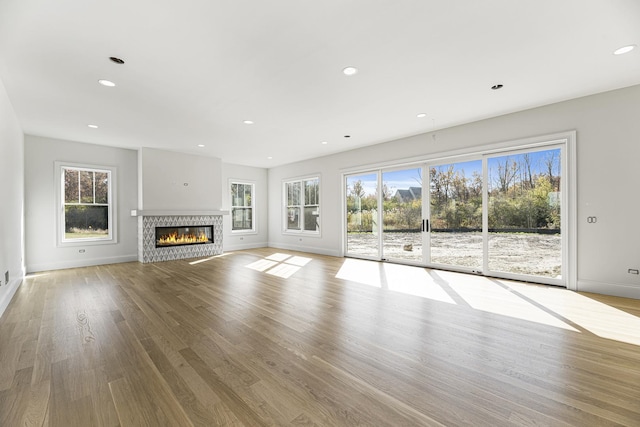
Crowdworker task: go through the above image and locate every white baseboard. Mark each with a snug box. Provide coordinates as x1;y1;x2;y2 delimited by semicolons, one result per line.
26;254;138;274
0;267;25;320
577;279;640;300
223;241;269;252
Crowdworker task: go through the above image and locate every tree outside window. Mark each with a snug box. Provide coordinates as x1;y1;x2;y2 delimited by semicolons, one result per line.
62;166;112;241
231;182;254;232
285;177;319;233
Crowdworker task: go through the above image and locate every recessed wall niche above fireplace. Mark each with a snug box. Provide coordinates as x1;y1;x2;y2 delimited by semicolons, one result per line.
138;214;224;263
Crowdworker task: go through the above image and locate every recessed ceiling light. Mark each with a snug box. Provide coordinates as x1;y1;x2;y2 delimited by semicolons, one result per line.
243;120;254;125
614;44;636;55
109;57;125;64
267;156;273;159
197;144;205;147
87;124;98;129
491;84;504;90
98;79;116;87
342;66;358;76
417;113;427;118
321;141;328;145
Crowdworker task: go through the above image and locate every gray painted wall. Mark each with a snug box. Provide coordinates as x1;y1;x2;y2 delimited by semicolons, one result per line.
139;147;222;211
24;136;139;272
267;84;640;299
0;77;24;318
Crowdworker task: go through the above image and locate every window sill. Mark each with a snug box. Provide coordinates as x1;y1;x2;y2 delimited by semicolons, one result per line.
58;238;118;247
231;230;258;235
283;230;321;238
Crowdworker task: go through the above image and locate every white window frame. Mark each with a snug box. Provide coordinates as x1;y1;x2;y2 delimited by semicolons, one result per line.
55;161;118;246
230;180;256;234
283;175;321;235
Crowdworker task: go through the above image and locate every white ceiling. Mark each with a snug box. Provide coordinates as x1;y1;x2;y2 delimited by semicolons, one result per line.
1;0;639;168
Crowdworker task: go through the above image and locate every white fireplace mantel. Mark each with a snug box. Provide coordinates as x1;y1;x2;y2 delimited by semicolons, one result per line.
132;209;229;217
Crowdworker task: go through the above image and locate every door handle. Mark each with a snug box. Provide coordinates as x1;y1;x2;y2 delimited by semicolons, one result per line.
422;219;430;232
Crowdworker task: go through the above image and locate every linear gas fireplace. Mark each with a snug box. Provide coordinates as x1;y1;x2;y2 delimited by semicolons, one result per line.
139;214;224;263
155;225;213;248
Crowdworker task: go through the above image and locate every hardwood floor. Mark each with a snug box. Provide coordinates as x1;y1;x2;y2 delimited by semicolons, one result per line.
1;248;639;426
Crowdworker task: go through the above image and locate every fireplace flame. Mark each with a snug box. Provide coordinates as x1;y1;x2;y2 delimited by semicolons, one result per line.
158;230;209;245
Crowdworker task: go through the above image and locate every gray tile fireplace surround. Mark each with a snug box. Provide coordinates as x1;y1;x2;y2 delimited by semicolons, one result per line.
138;214;224;263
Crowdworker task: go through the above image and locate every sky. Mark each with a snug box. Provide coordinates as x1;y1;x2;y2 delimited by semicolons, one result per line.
346;148;560;196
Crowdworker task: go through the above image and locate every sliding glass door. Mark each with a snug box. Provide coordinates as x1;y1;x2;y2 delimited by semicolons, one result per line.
345;167;426;263
344;141;566;286
428;159;483;272
345;173;379;259
486;147;562;280
381;167;424;263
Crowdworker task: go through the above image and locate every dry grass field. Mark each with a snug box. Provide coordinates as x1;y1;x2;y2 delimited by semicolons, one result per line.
347;232;561;277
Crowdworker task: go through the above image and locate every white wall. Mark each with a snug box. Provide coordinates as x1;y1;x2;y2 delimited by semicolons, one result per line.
24;136;138;272
0;77;24;318
139;147;222;210
221;163;268;251
268;84;640;299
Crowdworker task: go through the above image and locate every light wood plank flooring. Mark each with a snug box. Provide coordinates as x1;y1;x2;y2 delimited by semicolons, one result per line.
1;248;639;426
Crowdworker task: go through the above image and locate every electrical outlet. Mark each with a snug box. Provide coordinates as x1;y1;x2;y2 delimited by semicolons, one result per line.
4;270;8;285
628;269;639;275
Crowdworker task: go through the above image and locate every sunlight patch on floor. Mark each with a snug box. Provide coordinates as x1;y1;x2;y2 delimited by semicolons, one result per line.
382;263;456;304
25;272;51;279
266;253;291;262
255;254;640;345
511;284;640;346
336;259;455;303
437;271;579;331
267;263;301;279
245;253;311;278
189;252;233;265
286;256;312;267
336;259;382;288
246;259;278;272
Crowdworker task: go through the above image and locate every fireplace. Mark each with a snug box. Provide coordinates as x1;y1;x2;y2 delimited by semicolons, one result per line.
139;214;224;263
155;225;213;248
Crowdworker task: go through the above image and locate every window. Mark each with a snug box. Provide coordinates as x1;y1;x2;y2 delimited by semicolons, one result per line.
284;176;320;233
58;163;116;244
231;181;255;232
